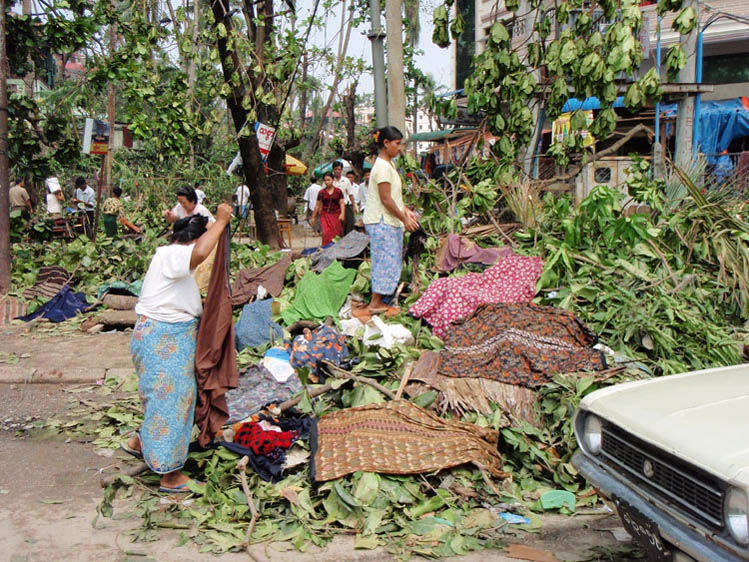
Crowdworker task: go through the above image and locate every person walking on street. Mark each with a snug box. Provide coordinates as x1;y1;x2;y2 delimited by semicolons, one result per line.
363;127;419;315
235;182;250;219
310;172;345;245
303;175;322;232
332;161;356;234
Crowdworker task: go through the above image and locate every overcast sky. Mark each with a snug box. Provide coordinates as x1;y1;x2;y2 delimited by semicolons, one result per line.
300;0;452;96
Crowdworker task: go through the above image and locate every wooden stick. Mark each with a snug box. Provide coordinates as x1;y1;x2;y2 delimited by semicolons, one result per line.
485;213;518;248
395;362;414;401
321;361;396;399
473;461;504;497
237;456;261;562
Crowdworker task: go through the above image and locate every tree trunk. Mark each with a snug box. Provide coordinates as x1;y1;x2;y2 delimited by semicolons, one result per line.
0;0;10;293
207;0;281;249
268;143;288;216
344;80;357;150
298;51;309;134
385;0;406;133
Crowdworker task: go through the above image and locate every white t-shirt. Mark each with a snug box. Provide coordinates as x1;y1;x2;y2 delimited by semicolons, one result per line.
195;189;206;204
75;186;96;209
355;182;368;212
171;202;215;222
135;243;202;323
303;183;322;212
333;176;354;204
235;184;250;206
46;192;62;215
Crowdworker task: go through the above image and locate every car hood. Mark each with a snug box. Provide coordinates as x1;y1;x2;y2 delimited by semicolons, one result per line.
580;364;749;484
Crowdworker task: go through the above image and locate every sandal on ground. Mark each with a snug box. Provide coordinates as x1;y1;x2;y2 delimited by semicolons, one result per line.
159;479;204;494
120;441;143;460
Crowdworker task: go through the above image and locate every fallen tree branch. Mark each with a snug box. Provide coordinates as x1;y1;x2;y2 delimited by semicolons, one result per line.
539;124;655;186
321;361;397;399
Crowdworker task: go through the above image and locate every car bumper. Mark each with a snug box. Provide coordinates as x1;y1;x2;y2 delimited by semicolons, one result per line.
572;450;748;562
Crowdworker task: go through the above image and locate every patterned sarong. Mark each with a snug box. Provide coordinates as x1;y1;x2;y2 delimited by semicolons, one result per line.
131;315;199;474
409;254;543;339
440;303;607;387
365;218;403;295
311;400;503;482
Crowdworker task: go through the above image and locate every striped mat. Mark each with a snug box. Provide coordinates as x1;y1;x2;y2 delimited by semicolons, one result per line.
21;266;71;301
0;296;28;325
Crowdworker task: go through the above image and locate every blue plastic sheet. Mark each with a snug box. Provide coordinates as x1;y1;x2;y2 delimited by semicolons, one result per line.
234;298;283;352
19;286;89;323
660;98;749;164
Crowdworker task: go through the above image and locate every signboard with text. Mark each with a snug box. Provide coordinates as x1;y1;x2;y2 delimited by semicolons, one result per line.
254;122;276;161
82;118;110;155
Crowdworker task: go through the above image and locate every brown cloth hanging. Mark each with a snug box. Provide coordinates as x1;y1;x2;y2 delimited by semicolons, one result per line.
194;227;238;446
230;255;294;307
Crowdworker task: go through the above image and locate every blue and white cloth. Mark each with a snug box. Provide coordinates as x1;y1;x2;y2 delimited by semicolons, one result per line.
365;218;403;295
130;315;199;474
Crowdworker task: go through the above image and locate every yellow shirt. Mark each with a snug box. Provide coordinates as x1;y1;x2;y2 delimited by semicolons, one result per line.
363;157;404;228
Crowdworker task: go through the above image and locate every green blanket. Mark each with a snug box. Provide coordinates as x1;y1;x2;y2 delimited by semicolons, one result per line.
281;261;355;325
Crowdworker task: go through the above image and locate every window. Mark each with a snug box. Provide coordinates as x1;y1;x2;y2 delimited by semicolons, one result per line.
703;53;749;85
594;167;612;183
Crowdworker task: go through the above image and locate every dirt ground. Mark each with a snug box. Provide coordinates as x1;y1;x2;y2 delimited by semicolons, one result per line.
0;223;631;560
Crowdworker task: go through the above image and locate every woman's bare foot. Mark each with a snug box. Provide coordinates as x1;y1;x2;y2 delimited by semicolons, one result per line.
127;435;141;453
160;470;191;489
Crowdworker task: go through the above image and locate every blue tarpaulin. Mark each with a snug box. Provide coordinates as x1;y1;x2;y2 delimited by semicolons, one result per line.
660;98;749;162
562;96;626;112
19;286;89;323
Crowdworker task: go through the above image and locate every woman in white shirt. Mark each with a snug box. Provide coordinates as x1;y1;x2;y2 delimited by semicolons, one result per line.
45;177;65;216
164;186;215;224
363;127;419;314
122;204;232;493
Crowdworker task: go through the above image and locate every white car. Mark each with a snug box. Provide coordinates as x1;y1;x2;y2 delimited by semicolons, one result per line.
572;364;749;561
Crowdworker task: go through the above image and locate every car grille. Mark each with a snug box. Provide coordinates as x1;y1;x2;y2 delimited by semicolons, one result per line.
601;422;724;528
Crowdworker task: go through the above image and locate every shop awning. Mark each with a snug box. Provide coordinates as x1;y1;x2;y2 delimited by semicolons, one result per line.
284;154;307;176
562;96;626;112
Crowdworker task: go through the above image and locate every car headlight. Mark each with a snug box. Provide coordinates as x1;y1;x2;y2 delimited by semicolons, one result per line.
725;487;749;546
582;414;603;455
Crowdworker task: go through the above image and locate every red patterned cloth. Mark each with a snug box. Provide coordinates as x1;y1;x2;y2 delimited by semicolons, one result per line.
233;422;299;455
409;254;543;339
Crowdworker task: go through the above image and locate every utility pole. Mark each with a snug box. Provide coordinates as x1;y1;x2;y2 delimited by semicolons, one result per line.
22;0;34;97
674;0;697;169
0;0;10;293
385;0;406;132
94;20;116;243
368;0;388;126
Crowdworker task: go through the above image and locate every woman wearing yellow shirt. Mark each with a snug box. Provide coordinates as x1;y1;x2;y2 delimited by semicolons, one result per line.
363;127;419;314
